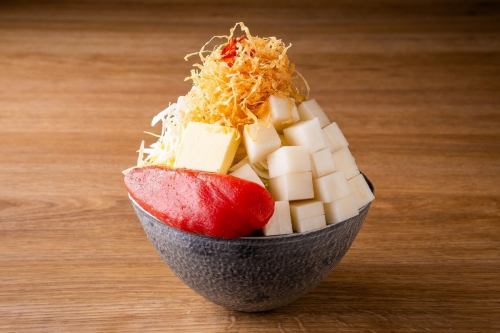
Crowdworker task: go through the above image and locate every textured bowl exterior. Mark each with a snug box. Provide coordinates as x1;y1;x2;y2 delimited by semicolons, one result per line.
131;195;371;312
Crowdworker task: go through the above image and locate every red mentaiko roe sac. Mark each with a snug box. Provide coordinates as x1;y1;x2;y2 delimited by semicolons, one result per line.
124;166;275;239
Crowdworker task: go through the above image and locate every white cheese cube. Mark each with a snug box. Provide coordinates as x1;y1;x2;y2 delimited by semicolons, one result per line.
310;148;336;178
269;95;299;131
332;148;360;179
323;122;348;152
324;194;359;224
263;201;293;236
298;99;330;128
283;118;327;153
174;122;240;174
290;200;324;222
267;146;311;178
229;163;264;187
314;171;351;203
292;214;326;233
243;122;281;163
348;174;375;210
269;172;314;201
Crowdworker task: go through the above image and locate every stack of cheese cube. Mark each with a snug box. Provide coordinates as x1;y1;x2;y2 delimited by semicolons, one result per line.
230;96;374;236
174;94;374;237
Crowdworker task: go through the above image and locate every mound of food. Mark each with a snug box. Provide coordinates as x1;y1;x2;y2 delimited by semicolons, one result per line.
124;23;374;239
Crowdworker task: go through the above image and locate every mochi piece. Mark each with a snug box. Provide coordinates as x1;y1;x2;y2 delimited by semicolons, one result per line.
243;122;281;163
323;122;348;152
314;171;351;203
229;163;264;187
348;173;375;210
310;148;336;178
263;201;293;236
283;118;327;153
292;214;326;233
267;146;311;178
290;200;325;222
269;95;299;132
298;99;330;128
324;194;359;224
331;148;360;180
269;172;314;201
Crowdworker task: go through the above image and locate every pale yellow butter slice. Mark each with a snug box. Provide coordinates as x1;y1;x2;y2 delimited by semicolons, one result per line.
174;122;240;174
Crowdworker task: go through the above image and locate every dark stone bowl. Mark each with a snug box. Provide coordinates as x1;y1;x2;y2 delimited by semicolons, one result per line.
130;176;373;312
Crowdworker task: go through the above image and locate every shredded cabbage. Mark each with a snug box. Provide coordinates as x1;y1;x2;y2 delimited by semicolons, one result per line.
137;97;187;167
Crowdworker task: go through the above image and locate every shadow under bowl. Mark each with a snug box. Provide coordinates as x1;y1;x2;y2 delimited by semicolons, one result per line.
130;176;373;312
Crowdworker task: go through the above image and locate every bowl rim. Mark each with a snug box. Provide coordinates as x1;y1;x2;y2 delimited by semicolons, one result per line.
129;173;374;243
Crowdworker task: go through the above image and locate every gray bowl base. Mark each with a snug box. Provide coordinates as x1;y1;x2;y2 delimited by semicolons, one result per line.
132;198;371;312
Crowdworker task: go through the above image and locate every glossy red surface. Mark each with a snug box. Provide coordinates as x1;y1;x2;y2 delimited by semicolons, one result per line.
124;166;275;239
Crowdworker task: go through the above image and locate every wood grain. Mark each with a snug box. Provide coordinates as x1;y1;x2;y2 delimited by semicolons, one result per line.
1;0;499;332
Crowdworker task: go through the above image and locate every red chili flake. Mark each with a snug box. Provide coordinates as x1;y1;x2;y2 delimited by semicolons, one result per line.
221;36;253;67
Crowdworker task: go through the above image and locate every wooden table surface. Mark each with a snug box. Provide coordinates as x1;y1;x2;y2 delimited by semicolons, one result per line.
1;1;499;332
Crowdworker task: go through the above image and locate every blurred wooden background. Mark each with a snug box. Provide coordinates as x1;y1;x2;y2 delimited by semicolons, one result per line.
1;0;499;332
